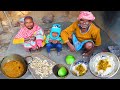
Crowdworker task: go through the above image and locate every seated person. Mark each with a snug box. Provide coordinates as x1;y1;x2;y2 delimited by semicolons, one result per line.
13;16;45;52
61;11;101;56
46;24;63;57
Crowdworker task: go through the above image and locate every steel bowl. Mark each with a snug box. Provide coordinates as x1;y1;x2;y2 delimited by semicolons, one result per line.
89;52;120;78
52;64;69;79
0;54;28;79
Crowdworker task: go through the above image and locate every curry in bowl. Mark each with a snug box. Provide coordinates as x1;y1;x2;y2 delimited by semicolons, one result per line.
0;54;28;78
2;60;25;78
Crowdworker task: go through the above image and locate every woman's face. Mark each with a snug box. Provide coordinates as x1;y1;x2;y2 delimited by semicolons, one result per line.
52;32;58;37
78;19;92;29
24;19;34;30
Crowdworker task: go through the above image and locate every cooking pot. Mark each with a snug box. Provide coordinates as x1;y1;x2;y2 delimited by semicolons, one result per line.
0;54;32;79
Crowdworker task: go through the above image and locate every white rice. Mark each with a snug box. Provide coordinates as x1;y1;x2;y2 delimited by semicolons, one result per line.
72;63;87;76
93;56;115;76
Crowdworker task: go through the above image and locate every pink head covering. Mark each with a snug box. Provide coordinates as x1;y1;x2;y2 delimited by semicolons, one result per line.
77;11;95;21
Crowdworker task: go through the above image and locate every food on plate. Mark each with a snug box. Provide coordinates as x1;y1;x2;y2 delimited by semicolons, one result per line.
2;60;25;78
89;52;119;78
94;57;115;76
72;63;87;76
75;64;87;75
97;59;111;71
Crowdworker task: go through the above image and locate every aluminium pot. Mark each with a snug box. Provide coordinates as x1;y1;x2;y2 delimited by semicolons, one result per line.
0;54;32;79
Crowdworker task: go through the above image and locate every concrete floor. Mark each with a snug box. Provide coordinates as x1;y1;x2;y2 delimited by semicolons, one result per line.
0;22;119;79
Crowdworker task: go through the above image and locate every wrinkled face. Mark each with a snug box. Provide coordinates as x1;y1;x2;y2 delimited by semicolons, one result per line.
78;19;92;29
24;18;34;30
52;32;58;37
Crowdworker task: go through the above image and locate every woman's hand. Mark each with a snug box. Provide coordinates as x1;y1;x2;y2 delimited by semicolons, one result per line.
24;36;36;42
30;36;36;41
24;38;30;42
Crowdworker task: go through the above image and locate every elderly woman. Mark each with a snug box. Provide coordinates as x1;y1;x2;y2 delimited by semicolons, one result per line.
13;16;45;52
61;11;101;56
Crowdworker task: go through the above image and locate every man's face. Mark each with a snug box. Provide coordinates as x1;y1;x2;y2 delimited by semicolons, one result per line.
78;19;92;29
24;19;34;30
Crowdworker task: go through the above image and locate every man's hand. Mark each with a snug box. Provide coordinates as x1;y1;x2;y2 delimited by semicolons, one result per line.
82;50;93;56
67;41;76;52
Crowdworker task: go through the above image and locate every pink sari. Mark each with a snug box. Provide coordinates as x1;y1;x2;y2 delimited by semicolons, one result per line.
15;23;44;51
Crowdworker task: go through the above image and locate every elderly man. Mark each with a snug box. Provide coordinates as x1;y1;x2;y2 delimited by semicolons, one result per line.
61;11;101;56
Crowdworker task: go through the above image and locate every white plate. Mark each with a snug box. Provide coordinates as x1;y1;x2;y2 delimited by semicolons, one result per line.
89;52;120;78
70;60;88;76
